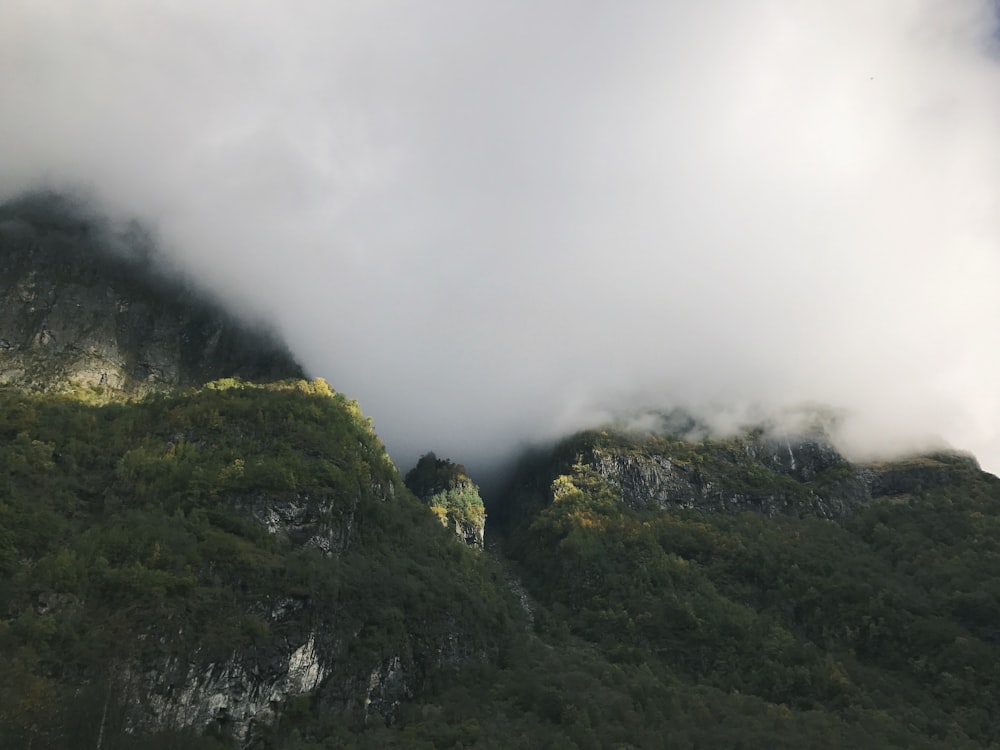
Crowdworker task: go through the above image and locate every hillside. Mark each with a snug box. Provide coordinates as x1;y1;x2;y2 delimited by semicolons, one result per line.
0;380;521;749
489;428;1000;748
2;194;1000;748
0;194;521;748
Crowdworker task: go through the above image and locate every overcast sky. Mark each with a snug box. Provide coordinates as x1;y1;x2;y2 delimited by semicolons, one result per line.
3;1;1000;478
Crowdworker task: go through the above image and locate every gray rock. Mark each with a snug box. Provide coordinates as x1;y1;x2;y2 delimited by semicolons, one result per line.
583;432;977;520
0;192;303;395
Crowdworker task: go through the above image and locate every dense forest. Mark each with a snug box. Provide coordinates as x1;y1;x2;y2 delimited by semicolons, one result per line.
0;380;518;749
2;378;999;748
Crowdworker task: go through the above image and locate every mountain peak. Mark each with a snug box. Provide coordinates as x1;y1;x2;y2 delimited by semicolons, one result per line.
0;192;303;395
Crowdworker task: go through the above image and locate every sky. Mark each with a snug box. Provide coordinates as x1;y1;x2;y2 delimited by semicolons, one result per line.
2;1;1000;478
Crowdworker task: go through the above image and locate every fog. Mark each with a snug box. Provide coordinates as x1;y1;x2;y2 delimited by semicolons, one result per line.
3;1;1000;477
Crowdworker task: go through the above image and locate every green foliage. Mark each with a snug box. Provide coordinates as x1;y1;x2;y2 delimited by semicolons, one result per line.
271;432;1000;749
405;452;486;530
0;380;517;749
4;381;1000;749
494;445;1000;748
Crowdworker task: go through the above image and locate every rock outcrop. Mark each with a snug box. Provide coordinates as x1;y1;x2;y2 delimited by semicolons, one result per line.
0;192;303;394
583;432;979;519
404;452;487;548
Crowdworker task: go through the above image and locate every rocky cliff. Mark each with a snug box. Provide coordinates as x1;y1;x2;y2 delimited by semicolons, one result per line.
0;192;303;394
500;426;982;525
586;433;980;518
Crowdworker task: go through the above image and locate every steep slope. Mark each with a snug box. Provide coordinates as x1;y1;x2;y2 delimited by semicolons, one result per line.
0;193;521;748
486;427;1000;748
498;425;981;521
0;380;520;749
246;424;1000;749
0;192;303;393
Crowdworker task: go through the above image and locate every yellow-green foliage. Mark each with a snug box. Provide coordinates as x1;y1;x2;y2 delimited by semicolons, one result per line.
404;453;485;529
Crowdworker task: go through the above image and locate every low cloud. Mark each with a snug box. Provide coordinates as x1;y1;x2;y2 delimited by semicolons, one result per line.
3;1;1000;477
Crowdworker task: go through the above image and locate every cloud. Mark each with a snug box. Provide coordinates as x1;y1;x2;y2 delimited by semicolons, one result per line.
3;1;1000;477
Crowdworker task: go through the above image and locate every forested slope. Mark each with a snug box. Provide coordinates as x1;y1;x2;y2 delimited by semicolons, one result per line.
0;380;520;749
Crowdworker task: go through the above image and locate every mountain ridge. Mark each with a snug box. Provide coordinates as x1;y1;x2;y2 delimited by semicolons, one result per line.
3;193;1000;748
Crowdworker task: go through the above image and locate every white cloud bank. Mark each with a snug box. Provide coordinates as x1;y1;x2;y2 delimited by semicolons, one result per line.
2;1;1000;476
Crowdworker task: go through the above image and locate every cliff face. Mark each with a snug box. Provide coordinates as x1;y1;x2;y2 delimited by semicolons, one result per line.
587;435;980;518
505;427;982;524
0;192;302;394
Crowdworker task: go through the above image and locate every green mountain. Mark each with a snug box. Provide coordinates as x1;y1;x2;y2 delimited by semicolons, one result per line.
2;195;999;749
0;380;520;749
0;196;520;749
493;429;1000;748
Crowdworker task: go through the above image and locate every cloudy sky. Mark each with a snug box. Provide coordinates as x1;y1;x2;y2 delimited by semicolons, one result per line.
3;1;1000;477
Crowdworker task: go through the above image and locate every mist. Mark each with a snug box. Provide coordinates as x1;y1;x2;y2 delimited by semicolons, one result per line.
3;1;1000;477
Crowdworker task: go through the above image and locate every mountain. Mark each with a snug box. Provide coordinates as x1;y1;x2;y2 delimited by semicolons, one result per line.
2;194;1000;749
0;195;520;748
492;426;1000;748
0;192;303;394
